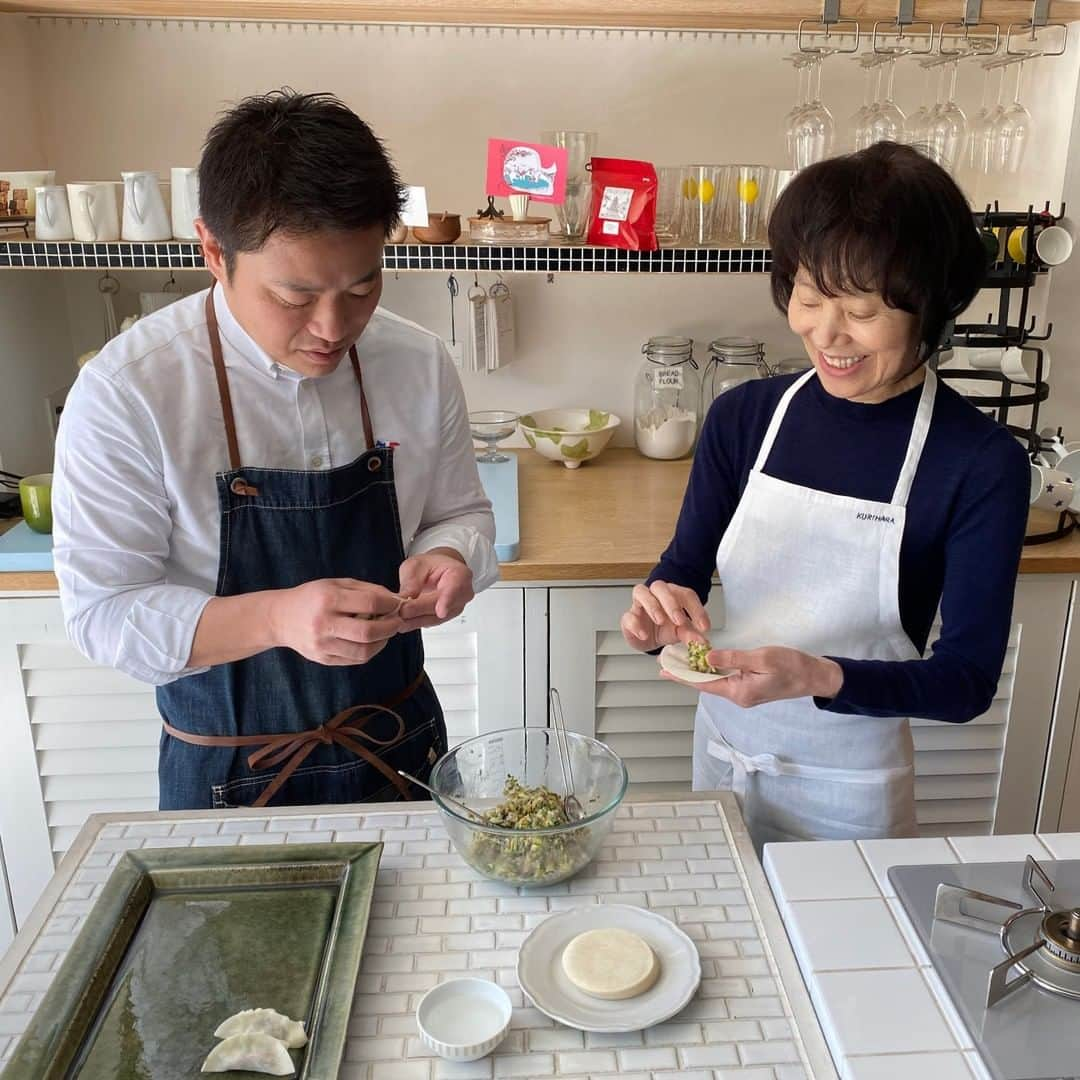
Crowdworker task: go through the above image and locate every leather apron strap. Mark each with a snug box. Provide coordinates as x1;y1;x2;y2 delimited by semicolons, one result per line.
163;670;427;806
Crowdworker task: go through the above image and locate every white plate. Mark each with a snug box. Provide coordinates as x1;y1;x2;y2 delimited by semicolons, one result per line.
516;905;701;1032
659;641;736;684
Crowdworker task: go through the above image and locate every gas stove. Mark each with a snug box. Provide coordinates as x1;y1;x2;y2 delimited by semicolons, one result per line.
891;855;1080;1080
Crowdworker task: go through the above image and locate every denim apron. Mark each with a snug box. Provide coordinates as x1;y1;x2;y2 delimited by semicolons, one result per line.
156;286;446;810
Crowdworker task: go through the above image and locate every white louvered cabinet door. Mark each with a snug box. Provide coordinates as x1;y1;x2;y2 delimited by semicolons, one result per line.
421;586;524;745
548;586;723;797
0;596;161;929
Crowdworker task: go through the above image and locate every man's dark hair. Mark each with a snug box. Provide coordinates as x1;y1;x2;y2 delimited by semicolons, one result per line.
769;141;986;360
198;89;406;276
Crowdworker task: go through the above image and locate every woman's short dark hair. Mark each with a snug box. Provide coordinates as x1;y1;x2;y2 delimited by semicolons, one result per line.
769;142;985;359
198;89;406;276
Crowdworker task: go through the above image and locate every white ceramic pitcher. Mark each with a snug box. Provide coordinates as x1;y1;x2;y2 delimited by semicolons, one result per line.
121;171;171;242
34;185;73;240
170;167;200;240
67;182;121;242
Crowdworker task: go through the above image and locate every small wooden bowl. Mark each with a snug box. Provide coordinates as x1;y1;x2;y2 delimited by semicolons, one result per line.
413;212;461;244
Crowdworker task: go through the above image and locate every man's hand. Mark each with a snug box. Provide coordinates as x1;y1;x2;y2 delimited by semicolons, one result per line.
267;578;406;666
619;581;711;654
661;645;844;706
396;549;475;631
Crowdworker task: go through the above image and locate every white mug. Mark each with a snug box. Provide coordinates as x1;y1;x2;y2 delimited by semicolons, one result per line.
170;167;200;240
121;171;171;242
1030;463;1076;512
1035;225;1074;267
1003;346;1049;385
965;344;1049;385
33;185;73;240
1055;450;1080;495
0;170;55;216
67;182;120;242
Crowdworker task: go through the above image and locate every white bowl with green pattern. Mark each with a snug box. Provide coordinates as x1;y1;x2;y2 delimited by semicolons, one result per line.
518;409;621;469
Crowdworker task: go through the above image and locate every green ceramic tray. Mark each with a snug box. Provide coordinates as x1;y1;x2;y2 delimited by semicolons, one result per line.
2;841;382;1079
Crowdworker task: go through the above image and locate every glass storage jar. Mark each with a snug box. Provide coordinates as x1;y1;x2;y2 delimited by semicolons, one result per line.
634;336;700;460
701;337;766;414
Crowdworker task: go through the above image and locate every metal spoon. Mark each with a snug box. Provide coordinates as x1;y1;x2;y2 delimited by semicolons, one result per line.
397;770;488;825
549;688;585;822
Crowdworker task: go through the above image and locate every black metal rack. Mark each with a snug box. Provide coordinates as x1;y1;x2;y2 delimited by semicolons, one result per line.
932;201;1072;545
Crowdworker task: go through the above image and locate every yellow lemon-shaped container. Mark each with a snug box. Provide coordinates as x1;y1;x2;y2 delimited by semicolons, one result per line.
738;177;760;205
698;178;715;204
681;177;698;201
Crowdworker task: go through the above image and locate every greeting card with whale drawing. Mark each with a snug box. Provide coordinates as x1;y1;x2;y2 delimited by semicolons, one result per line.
486;139;569;203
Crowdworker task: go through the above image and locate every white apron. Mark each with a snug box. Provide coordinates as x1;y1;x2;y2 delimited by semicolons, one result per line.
694;369;937;850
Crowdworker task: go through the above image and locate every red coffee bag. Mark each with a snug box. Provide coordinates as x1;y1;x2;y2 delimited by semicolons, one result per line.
586;158;658;251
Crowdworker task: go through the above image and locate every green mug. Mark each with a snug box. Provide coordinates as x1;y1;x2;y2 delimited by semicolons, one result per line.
19;473;53;534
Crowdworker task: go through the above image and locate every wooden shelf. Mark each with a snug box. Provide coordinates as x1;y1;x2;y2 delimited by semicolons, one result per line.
3;0;1080;32
0;239;772;274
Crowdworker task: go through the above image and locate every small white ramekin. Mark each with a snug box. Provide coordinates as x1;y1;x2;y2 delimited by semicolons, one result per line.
416;977;512;1062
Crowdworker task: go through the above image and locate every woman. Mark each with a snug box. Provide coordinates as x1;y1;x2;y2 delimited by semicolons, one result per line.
620;142;1029;849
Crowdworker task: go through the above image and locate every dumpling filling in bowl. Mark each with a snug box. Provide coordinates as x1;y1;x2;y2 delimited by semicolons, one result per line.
429;728;628;887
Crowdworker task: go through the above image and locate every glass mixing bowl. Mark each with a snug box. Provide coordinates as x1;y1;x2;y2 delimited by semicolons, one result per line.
428;727;628;888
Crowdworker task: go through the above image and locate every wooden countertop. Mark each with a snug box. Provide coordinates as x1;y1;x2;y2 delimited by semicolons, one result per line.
3;449;1080;592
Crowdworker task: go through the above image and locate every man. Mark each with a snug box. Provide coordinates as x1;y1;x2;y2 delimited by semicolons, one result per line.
53;90;497;810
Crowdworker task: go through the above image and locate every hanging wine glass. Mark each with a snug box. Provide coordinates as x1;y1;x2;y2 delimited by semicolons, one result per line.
792;54;835;169
850;56;878;151
993;59;1032;174
906;61;935;147
867;57;907;144
785;58;812;168
927;60;967;172
967;64;998;173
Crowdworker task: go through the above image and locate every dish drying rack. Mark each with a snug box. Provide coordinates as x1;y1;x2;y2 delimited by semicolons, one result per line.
931;201;1071;545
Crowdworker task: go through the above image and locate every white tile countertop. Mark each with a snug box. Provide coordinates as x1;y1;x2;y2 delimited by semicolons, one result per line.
764;831;1080;1080
0;793;837;1080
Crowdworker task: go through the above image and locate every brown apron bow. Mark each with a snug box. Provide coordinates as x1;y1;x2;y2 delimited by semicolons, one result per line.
162;670;426;807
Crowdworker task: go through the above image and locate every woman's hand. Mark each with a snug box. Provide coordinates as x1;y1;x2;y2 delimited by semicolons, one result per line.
662;645;844;706
620;581;711;653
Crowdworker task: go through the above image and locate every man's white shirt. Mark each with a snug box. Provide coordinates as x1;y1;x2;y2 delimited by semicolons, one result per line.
53;287;497;686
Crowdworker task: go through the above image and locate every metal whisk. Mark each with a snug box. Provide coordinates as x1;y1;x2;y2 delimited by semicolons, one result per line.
549;687;585;822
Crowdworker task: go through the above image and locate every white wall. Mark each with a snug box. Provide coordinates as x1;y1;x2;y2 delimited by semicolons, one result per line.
4;13;1080;452
0;20;78;476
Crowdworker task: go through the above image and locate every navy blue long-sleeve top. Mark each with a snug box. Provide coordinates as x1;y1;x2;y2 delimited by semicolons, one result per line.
646;372;1030;723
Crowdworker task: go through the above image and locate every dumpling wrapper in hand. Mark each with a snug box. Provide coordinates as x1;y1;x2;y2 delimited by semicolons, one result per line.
201;1032;296;1075
214;1008;308;1048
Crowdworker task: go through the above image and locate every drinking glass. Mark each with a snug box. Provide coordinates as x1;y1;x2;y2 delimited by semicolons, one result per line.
967;65;999;173
542;130;597;243
469;411;519;463
785;58;811;167
850;58;879;151
906;63;936;147
927;60;967;172
733;166;778;244
679;165;726;245
791;55;835;169
655;166;682;243
870;58;906;143
992;61;1032;174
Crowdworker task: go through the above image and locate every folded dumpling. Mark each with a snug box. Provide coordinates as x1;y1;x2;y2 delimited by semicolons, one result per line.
214;1008;308;1049
201;1032;295;1076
